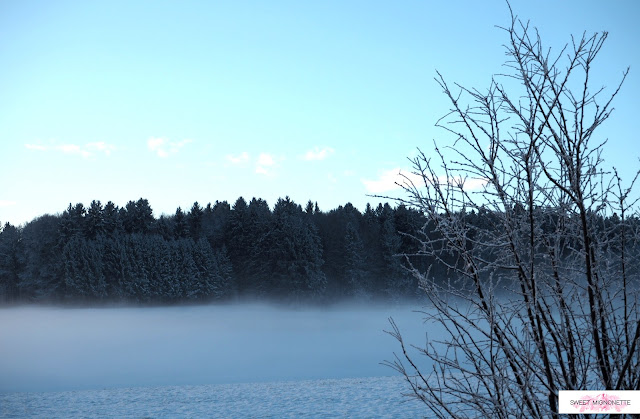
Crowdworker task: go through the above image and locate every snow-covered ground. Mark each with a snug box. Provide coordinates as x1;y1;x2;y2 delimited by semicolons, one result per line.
0;302;431;417
1;376;426;418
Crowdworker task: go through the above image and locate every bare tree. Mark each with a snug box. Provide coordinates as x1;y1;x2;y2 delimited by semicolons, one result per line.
385;6;640;419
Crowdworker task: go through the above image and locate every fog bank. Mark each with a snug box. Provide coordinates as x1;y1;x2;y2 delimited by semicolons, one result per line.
0;302;429;393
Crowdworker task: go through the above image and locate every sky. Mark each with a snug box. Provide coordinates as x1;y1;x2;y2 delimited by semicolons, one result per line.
1;0;638;226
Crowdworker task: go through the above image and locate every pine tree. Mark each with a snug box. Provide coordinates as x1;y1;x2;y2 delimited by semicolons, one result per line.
62;236;106;299
175;239;199;300
214;245;235;298
201;201;231;249
241;198;273;295
136;198;155;234
192;238;217;299
0;223;23;302
60;203;86;243
97;234;125;298
227;197;249;290
173;207;190;239
84;200;105;239
103;201;121;235
119;234;151;301
344;221;369;298
121;199;154;234
20;215;65;300
187;202;204;240
154;215;174;241
146;235;172;301
305;200;314;215
267;197;326;299
121;201;137;234
379;204;411;298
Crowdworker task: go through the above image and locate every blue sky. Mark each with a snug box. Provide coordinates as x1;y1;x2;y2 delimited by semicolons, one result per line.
1;0;638;226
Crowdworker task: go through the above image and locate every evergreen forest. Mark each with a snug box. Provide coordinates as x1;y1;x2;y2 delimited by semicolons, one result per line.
1;197;636;305
0;197;430;304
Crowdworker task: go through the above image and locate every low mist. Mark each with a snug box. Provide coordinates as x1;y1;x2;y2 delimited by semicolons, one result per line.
0;302;428;393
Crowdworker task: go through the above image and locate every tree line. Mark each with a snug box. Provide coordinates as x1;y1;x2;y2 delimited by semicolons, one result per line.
2;196;635;305
0;197;434;304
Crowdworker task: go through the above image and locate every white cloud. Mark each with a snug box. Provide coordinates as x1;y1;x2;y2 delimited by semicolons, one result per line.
25;144;47;151
226;152;250;165
224;151;280;174
87;142;116;156
148;137;165;150
0;200;17;208
58;144;92;158
362;168;420;193
147;137;192;158
303;146;334;161
362;168;488;194
257;153;275;167
147;137;167;157
255;153;280;175
172;139;193;150
24;141;116;158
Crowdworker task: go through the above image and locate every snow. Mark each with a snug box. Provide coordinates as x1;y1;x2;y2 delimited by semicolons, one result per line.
1;376;427;418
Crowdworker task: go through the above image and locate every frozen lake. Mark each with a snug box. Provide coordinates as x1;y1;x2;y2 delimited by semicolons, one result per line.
0;302;430;417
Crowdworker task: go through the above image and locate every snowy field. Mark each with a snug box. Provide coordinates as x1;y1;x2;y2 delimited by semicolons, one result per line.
0;303;430;417
1;376;426;418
